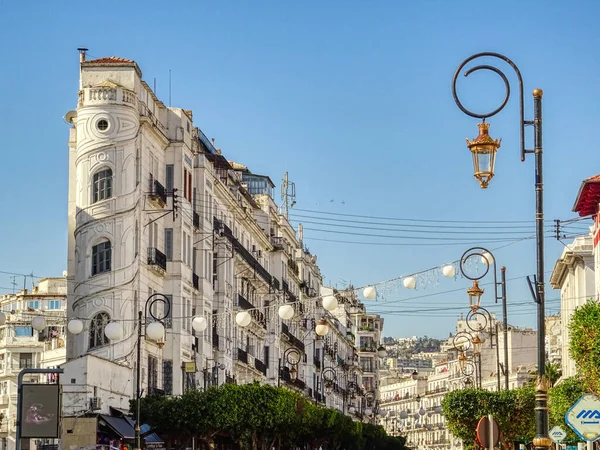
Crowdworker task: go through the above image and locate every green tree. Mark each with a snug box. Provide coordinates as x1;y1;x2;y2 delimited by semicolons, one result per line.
569;299;600;394
442;387;535;450
549;377;586;442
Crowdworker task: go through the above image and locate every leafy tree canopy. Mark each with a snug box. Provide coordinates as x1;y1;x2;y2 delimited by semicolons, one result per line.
569;300;600;394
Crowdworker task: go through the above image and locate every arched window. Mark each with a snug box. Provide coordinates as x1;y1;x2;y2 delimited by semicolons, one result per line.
92;168;112;203
92;240;111;275
89;312;110;349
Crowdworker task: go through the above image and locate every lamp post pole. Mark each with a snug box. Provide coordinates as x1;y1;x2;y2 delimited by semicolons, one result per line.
452;52;549;450
135;293;171;450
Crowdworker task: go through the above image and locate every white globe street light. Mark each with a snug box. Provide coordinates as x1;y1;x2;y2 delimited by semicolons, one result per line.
278;304;295;320
31;316;46;331
236;311;251;328
191;316;208;332
104;321;123;340
146;322;165;341
442;265;456;278
363;286;377;300
481;252;494;265
67;319;84;335
403;277;417;289
322;295;338;312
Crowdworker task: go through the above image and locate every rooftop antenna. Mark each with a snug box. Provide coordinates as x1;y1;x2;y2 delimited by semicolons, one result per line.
169;69;172;107
153;78;156;94
280;172;296;219
10;276;17;294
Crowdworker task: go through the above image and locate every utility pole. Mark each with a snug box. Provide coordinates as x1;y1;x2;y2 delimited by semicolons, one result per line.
280;172;296;219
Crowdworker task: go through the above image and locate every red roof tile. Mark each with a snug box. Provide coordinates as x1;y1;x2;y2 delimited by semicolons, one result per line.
86;56;135;64
573;174;600;216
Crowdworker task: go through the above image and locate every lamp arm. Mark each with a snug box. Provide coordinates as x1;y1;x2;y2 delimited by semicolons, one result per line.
452;52;527;161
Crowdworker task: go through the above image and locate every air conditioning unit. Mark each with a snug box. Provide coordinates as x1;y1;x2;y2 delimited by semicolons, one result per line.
90;397;102;411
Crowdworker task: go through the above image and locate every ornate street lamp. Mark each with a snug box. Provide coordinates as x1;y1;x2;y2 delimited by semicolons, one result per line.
466;122;502;188
472;334;484;355
453;52;549;450
467;281;484;311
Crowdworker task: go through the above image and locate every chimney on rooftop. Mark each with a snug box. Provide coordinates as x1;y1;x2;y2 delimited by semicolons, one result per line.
77;47;88;63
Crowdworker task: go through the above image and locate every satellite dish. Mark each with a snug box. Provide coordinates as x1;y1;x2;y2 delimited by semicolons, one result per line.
62;270;68;278
63;110;77;125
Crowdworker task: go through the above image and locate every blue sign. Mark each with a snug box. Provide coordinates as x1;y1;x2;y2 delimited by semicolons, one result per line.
565;394;600;441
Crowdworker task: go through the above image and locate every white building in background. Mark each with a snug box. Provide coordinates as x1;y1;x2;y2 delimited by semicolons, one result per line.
549;235;595;379
0;278;67;450
62;51;383;448
378;314;536;450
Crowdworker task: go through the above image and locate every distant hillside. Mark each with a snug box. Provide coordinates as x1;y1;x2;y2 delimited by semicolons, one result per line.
383;336;443;358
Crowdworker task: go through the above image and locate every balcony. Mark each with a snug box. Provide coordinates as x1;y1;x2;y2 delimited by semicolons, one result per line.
281;323;305;352
193;273;199;290
288;260;300;277
282;280;289;293
147;247;167;273
149;179;167;206
254;358;267;376
270;236;284;250
214;218;275;286
237;294;266;329
193;212;200;229
237;348;248;364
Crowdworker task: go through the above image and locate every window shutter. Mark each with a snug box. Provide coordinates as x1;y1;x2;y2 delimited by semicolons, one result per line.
166;164;174;192
164;228;173;261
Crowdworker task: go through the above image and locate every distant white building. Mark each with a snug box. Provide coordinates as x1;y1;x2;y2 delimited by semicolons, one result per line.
0;278;67;450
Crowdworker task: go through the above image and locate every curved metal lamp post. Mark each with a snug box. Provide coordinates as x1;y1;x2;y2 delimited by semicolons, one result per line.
135;293;171;450
278;347;302;387
452;52;549;450
459;246;509;390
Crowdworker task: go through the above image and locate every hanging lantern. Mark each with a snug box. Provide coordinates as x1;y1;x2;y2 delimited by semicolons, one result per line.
466;122;502;189
403;277;416;289
278;304;295;320
442;265;456;278
419;408;426;416
236;311;252;327
458;351;468;370
467;281;484;311
191;316;208;332
67;319;84;335
322;295;338;312
289;366;298;381
363;286;377;300
472;333;485;354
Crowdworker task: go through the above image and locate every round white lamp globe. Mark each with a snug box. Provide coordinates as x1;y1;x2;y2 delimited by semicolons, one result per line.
236;311;251;327
363;286;376;299
403;277;417;289
419;407;426;416
104;322;122;340
0;312;6;326
31;316;46;331
322;295;338;312
191;316;208;332
67;319;84;335
365;408;373;416
481;252;494;265
146;322;165;341
278;304;295;320
400;411;408;419
442;265;456;278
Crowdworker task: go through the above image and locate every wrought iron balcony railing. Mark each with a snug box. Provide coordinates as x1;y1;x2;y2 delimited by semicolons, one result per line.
147;247;167;272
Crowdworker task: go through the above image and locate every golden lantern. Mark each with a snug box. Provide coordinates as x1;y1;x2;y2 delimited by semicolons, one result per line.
466;122;502;188
289;366;298;381
458;351;468;370
472;333;484;355
467;281;484;311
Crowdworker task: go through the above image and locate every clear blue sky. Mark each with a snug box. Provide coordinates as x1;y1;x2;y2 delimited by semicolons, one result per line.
0;0;598;338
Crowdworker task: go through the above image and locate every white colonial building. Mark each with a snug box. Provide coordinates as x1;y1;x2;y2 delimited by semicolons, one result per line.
61;50;384;448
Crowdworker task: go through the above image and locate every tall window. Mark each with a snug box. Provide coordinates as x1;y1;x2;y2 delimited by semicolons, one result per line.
163;360;173;395
19;353;33;369
92;168;112;203
89;312;110;349
92;240;111;275
148;355;158;392
165;228;173;261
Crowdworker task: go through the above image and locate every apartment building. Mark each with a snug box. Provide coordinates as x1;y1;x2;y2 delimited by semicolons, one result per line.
0;278;67;450
61;51;383;448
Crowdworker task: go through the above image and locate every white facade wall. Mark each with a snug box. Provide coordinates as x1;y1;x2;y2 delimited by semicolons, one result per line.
549;235;595;379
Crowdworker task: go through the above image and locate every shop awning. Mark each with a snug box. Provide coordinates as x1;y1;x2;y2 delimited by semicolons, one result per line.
99;415;135;440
